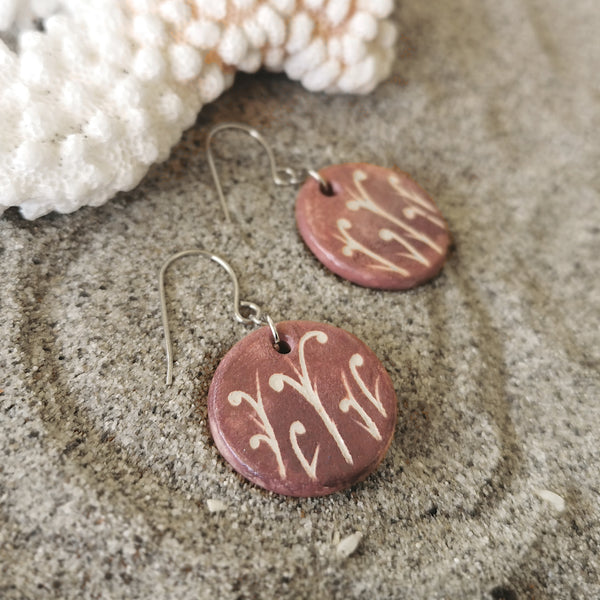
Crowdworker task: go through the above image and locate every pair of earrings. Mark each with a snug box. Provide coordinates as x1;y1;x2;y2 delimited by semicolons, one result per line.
159;124;451;497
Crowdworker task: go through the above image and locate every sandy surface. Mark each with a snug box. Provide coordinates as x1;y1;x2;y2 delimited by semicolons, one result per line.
1;1;599;598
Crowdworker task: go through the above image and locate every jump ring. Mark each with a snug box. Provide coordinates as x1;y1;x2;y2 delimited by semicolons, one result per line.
307;169;333;195
264;315;281;347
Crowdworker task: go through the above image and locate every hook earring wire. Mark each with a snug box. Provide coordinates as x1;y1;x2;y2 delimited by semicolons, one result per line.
206;122;329;222
159;249;279;385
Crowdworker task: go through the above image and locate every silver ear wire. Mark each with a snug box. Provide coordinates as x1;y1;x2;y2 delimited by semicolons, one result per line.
206;122;326;222
159;249;280;386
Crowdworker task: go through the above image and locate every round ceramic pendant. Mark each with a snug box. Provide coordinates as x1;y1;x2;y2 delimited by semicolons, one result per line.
207;320;397;497
295;163;450;289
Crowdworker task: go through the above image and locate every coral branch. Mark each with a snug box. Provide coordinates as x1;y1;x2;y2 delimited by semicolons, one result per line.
0;0;397;219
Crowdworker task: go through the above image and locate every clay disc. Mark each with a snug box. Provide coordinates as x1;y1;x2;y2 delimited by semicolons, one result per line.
207;320;397;497
295;163;450;289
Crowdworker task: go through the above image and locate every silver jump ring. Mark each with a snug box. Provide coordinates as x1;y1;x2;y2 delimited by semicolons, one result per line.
239;307;281;348
307;169;333;195
264;314;281;347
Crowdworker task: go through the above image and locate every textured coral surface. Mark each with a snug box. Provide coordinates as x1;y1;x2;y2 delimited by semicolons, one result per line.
0;0;396;219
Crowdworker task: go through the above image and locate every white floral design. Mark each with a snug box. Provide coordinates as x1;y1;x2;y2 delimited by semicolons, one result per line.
227;329;389;481
228;372;286;479
334;169;447;274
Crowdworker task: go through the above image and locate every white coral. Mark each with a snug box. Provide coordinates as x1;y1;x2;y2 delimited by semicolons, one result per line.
0;0;397;219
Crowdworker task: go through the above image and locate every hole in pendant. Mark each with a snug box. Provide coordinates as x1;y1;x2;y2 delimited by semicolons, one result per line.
274;340;291;354
319;180;335;197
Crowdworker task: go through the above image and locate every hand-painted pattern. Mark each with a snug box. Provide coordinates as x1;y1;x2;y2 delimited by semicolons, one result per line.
228;373;286;480
336;169;447;274
227;329;388;482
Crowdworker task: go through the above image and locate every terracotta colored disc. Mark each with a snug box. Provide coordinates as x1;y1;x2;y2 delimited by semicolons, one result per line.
207;320;397;497
295;163;450;289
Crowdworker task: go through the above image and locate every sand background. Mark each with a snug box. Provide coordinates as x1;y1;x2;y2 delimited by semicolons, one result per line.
1;1;599;598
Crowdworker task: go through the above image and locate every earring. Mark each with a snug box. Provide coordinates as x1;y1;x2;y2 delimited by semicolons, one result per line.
160;249;397;497
207;123;450;291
